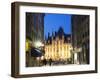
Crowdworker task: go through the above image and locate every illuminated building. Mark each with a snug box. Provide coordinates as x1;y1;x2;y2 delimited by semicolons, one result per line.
26;13;45;67
71;15;89;64
44;27;72;61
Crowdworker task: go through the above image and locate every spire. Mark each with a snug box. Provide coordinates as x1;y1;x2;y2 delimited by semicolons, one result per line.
57;26;65;39
58;26;64;34
48;32;50;39
52;31;54;37
55;31;57;36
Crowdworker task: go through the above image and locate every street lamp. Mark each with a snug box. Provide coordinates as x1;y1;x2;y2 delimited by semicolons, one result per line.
35;41;44;48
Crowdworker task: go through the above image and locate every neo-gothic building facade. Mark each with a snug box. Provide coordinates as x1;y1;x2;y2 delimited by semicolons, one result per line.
44;27;72;61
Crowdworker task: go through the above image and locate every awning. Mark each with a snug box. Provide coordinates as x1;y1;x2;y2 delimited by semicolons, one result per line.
31;48;44;57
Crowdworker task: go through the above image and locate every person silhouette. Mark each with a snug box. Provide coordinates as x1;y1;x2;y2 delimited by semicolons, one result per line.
49;58;52;66
43;58;47;66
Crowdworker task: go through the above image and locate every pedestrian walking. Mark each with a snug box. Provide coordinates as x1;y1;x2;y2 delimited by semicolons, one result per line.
49;58;52;66
43;58;47;66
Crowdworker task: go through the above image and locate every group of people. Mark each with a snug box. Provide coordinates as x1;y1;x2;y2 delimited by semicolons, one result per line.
42;58;53;66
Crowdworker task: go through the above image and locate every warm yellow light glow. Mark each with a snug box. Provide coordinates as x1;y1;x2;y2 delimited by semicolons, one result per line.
41;56;44;60
35;41;44;48
26;39;31;52
26;41;29;52
36;57;40;60
44;38;72;61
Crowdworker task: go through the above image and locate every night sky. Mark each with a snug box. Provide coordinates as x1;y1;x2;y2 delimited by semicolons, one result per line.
44;13;72;38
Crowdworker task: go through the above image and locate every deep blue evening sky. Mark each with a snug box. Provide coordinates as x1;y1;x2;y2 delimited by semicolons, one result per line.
44;13;71;38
